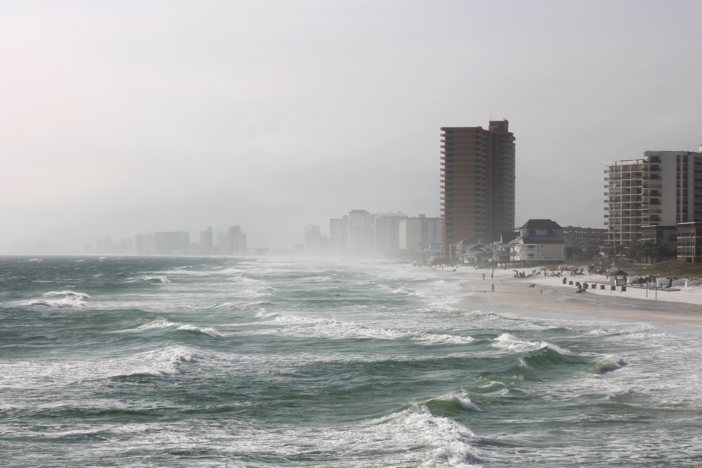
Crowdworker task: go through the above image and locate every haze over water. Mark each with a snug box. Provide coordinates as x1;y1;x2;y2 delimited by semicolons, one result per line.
2;255;702;466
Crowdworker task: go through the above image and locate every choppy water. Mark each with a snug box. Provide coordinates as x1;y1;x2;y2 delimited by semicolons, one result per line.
1;256;702;467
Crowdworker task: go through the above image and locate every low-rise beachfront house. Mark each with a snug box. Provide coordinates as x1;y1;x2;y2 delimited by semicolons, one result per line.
510;219;565;265
459;242;490;264
488;231;519;265
677;222;702;263
448;236;480;259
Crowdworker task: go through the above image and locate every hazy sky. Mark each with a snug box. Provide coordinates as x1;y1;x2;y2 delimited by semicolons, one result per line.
3;0;702;250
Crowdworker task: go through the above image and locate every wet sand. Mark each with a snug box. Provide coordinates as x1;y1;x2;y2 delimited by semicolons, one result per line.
463;277;702;326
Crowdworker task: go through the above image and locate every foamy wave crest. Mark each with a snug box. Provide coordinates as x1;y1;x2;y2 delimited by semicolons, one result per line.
117;346;199;378
28;291;90;308
128;318;180;332
493;333;570;355
143;276;171;283
249;314;473;345
593;358;628;374
368;406;482;466
122;318;222;337
263;315;408;340
410;332;475;345
177;324;223;337
43;291;90;299
431;391;483;412
2;346;202;384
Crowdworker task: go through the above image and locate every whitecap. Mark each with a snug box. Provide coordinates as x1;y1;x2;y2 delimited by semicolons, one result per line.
43;290;90;299
492;332;570;355
369;406;482;466
452;396;482;412
594;358;628;374
433;391;483;412
177;324;223;338
127;318;179;333
28;291;90;308
411;332;475;345
117;346;200;377
142;276;171;284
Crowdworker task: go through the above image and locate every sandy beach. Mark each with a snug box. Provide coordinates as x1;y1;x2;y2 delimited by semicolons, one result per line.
428;266;702;326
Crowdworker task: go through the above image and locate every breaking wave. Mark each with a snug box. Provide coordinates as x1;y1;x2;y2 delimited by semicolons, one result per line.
492;332;571;355
123;318;222;338
28;291;90;308
592;358;628;374
247;313;473;345
143;276;171;284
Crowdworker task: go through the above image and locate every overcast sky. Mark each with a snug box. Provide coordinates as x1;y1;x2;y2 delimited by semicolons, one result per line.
2;0;702;250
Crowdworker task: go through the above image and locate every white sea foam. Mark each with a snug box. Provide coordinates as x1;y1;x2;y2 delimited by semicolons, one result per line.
128;318;179;332
411;332;475;345
594;358;628;374
0;346;202;385
27;291;90;308
245;313;474;345
368;406;481;466
176;324;223;337
9;403;479;467
493;332;570;355
115;346;200;378
123;318;222;338
435;391;483;412
143;276;170;284
43;290;91;299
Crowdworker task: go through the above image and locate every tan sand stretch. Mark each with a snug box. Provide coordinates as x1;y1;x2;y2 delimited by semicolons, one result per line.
427;265;702;326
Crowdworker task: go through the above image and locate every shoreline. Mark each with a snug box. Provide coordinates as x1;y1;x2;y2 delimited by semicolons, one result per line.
424;266;702;326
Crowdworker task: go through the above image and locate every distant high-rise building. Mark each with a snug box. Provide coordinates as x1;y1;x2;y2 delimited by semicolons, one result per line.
200;227;213;254
303;224;322;254
132;233;145;255
228;225;247;255
216;231;229;254
604;150;702;246
346;210;373;255
372;212;408;255
154;231;190;254
329;218;347;254
144;233;156;254
440;120;516;255
399;215;444;251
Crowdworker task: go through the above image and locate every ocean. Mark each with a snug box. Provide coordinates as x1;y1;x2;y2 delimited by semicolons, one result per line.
1;255;702;467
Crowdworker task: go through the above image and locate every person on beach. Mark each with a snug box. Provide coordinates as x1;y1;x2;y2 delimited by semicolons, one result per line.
491;284;494;293
483;273;485;280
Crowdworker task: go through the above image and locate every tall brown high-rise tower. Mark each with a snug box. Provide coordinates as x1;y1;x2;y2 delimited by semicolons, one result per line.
440;120;515;256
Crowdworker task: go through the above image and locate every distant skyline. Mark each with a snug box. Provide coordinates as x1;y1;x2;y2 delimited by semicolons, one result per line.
2;1;702;250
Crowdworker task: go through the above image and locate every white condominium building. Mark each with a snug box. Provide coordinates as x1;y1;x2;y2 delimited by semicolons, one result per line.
605;150;702;246
399;215;444;251
372;212;408;255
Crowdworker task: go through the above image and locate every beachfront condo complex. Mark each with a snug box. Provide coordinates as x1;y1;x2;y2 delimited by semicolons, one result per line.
605;150;702;246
